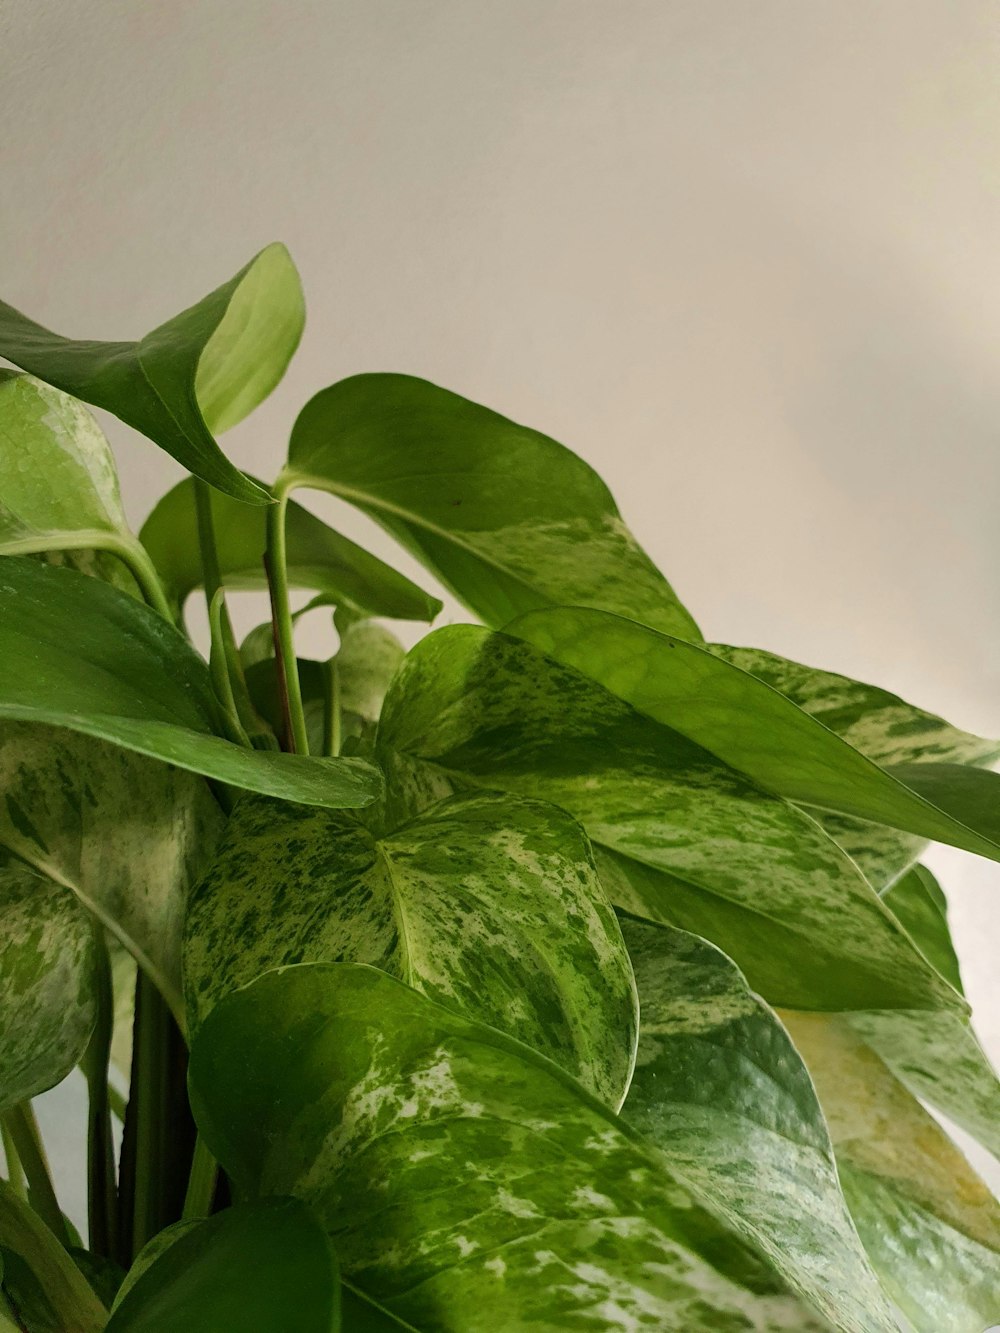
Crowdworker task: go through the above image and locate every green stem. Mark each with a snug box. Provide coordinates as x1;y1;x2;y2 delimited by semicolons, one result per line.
0;1122;24;1200
128;973;171;1261
80;930;117;1259
322;659;342;758
108;1085;127;1125
0;532;173;623
0;1106;68;1248
265;489;309;754
181;1136;218;1222
208;590;252;747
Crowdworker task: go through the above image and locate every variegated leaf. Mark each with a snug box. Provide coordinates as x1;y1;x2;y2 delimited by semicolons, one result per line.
713;645;999;889
190;963;836;1332
0;722;222;1022
184;790;637;1108
507;607;1000;865
782;1012;1000;1333
281;373;702;640
618;914;894;1331
0;859;95;1112
376;625;957;1013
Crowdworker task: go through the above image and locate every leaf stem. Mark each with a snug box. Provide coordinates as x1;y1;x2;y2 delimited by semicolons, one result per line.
80;929;117;1259
0;1122;24;1199
323;659;342;758
126;973;171;1261
181;1136;218;1222
0;532;174;623
265;488;310;754
0;1105;69;1248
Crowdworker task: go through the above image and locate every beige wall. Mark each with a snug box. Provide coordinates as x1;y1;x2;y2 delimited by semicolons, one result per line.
4;0;1000;1191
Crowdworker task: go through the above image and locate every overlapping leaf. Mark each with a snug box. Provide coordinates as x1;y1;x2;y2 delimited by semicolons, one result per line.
140;478;440;622
783;1012;1000;1333
618;914;894;1331
0;859;96;1112
0;244;303;502
184;790;637;1108
190;963;836;1332
0;558;381;810
281;373;701;638
376;624;958;1012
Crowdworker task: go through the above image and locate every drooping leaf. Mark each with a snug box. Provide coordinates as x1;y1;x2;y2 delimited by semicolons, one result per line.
376;624;959;1012
782;1012;1000;1333
0;859;95;1113
0;722;222;1022
0;244;304;502
882;864;963;992
190;963;835;1332
618;914;895;1332
184;790;637;1109
0;1181;105;1333
140;477;441;622
509;606;1000;864
105;1199;340;1332
0;558;381;810
713;644;999;888
282;373;701;639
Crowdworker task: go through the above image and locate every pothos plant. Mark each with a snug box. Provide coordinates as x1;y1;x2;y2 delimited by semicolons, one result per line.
0;244;996;1333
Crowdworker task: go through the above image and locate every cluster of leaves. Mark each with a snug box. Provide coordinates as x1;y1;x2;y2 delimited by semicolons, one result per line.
0;245;997;1331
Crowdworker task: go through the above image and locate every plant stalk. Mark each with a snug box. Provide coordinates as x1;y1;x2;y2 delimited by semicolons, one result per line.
0;1121;25;1199
322;659;342;758
0;1106;68;1248
265;489;310;754
80;929;117;1259
181;1136;218;1222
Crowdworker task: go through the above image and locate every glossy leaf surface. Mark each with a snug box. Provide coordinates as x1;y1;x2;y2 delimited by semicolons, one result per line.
184;790;637;1107
619;914;894;1331
0;859;95;1113
140;477;441;621
284;373;701;638
784;1013;1000;1333
377;625;958;1012
0;244;303;502
0;559;381;810
105;1199;340;1332
190;963;832;1332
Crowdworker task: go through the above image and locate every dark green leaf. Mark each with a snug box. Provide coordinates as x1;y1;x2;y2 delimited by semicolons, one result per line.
0;244;303;502
105;1200;340;1332
0;558;381;811
619;914;895;1331
140;477;441;621
190;963;833;1332
184;790;637;1108
0;1181;105;1332
377;624;959;1012
282;374;700;638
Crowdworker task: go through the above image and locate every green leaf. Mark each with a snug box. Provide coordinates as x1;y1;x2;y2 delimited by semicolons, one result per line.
184;790;637;1108
282;374;701;638
0;859;95;1113
0;558;382;811
883;864;963;992
0;244;304;503
377;624;959;1012
618;914;896;1331
190;963;833;1332
713;644;999;889
140;477;441;622
0;1181;105;1332
105;1200;340;1332
0;722;222;1023
509;606;1000;864
783;1012;1000;1333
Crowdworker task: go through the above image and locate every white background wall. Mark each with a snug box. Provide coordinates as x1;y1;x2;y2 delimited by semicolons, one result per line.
3;1;1000;1212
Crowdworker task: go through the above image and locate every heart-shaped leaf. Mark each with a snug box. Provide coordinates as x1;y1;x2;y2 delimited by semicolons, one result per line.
140;478;441;623
0;244;303;502
783;1012;1000;1333
618;914;895;1331
0;558;381;811
0;859;96;1113
282;374;701;638
184;790;637;1108
190;963;836;1332
105;1199;340;1332
377;624;959;1012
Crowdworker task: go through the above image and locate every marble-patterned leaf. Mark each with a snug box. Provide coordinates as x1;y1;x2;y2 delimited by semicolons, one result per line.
618;915;894;1331
782;1012;1000;1333
508;607;1000;865
0;557;382;811
0;859;96;1112
0;722;222;1021
189;963;837;1332
184;790;637;1109
376;624;958;1013
282;373;701;639
714;645;999;889
0;243;303;503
